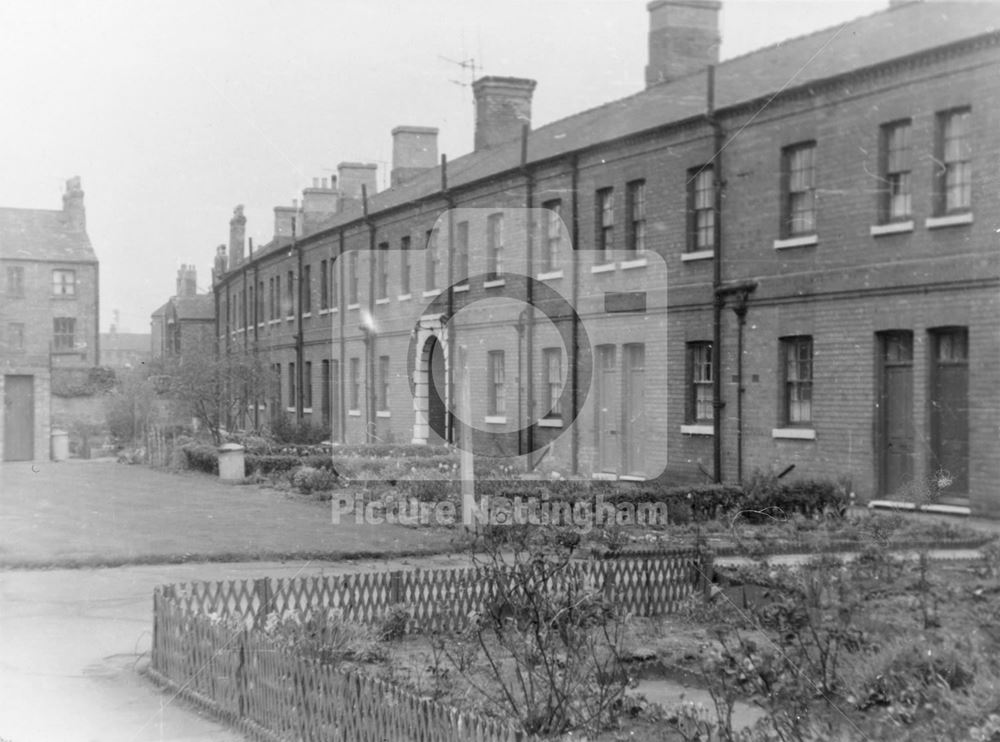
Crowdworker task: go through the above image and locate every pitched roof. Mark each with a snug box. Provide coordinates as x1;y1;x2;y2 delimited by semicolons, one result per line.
330;1;1000;223
0;207;97;263
173;295;215;321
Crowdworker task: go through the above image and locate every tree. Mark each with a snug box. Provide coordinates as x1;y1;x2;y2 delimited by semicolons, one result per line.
104;365;158;444
160;335;268;443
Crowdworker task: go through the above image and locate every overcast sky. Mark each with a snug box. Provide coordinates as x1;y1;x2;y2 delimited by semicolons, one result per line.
0;0;890;333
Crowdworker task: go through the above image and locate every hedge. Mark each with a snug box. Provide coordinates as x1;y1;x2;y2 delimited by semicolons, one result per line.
403;479;847;524
181;443;219;475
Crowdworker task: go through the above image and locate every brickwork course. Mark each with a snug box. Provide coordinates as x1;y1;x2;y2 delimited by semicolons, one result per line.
205;2;1000;513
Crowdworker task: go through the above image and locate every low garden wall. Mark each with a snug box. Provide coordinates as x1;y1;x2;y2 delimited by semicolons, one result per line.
150;549;709;742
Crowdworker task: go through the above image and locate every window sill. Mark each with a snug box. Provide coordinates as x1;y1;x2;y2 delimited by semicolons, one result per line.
348;409;361;417
303;408;313;414
375;298;389;305
422;289;441;299
772;427;816;441
618;474;646;482
681;250;714;262
398;293;412;301
538;418;563;428
870;220;914;237
620;257;647;270
591;263;616;274
484;415;507;425
537;269;563;281
268;320;281;326
347;303;361;311
257;323;266;328
926;212;973;229
286;407;296;413
50;294;78;299
484;279;506;288
453;284;470;293
285;315;295;322
680;424;713;436
301;312;312;319
376;410;391;418
773;234;818;250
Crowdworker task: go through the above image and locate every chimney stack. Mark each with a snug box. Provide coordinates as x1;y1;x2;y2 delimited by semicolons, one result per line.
274;204;300;240
176;264;198;298
472;77;536;151
645;0;721;88
391;126;439;187
213;245;227;282
229;204;246;268
62;176;86;232
301;176;339;235
337;162;378;202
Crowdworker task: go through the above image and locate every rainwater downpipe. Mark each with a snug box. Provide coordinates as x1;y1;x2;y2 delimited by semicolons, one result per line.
569;153;581;475
520;124;535;462
442;155;456;445
362;185;377;444
707;64;725;484
294;218;304;424
337;230;347;443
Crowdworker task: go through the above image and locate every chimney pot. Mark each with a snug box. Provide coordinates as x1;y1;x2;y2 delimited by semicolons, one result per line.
472;77;536;152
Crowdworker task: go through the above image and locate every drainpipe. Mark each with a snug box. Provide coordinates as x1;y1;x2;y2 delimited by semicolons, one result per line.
569;153;581;475
252;247;259;431
294;219;304;424
337;230;347;443
714;282;757;480
362;185;377;444
707;65;725;484
520;124;535;462
442;155;456;445
731;288;751;483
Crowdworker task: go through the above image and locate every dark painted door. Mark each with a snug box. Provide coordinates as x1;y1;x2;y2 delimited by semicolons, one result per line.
427;336;447;443
878;332;913;496
3;375;34;461
930;328;969;494
596;345;619;474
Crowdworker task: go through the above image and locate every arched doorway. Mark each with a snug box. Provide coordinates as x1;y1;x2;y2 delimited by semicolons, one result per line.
413;332;447;444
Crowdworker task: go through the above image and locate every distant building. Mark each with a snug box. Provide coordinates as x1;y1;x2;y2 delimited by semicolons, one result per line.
100;330;151;369
150;265;214;359
0;177;99;461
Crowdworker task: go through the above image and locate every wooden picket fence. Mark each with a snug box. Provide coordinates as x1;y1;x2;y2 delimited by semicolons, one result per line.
151;548;710;742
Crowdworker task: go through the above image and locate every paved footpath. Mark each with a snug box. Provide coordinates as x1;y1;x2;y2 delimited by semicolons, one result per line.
0;555;470;742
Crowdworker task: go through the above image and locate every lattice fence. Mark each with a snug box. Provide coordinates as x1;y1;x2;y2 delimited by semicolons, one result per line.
160;547;707;633
151;593;529;742
151;549;709;741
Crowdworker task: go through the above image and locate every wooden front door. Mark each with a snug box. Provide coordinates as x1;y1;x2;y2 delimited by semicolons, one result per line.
3;375;34;461
930;328;969;495
878;332;913;496
596;345;619;474
622;343;646;477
